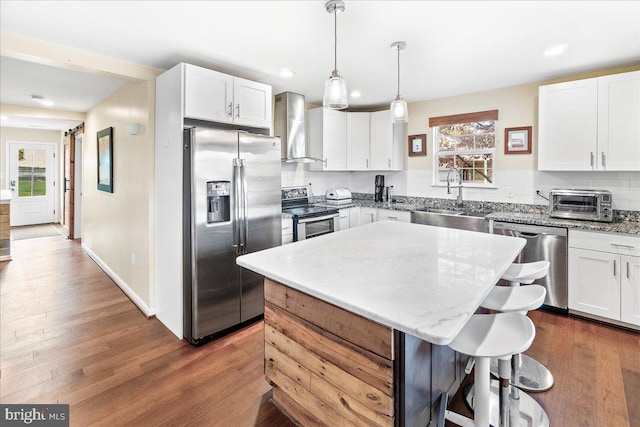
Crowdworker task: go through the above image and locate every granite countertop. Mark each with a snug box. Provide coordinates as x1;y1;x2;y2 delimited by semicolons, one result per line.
238;221;525;345
312;197;640;235
0;190;12;203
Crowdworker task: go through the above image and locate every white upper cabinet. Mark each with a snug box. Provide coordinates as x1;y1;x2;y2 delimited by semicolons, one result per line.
184;64;234;124
308;108;347;171
538;71;640;171
370;110;402;171
233;77;273;129
308;108;404;171
346;112;371;170
597;71;640;171
184;64;272;130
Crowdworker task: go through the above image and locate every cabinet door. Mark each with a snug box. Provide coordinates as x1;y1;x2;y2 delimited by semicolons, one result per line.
338;208;350;231
597;71;640;171
568;248;620;320
322;109;347;170
621;255;640;326
370;110;394;170
233;77;272;129
538;78;598;170
349;207;360;228
359;207;377;225
346;113;371;170
184;64;234;123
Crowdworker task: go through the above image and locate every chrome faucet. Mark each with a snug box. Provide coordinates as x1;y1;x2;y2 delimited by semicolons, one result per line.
446;167;464;208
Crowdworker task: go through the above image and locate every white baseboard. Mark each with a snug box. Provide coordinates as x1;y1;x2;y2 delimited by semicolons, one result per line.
82;243;156;318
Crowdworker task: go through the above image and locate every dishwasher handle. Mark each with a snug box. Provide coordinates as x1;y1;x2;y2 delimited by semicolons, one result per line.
493;221;568;237
518;231;539;238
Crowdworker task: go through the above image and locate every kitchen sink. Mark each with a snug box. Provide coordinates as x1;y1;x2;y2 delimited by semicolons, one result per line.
411;208;490;232
416;208;466;216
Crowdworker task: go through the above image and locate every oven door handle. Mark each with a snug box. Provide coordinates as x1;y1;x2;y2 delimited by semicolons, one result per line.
297;213;339;224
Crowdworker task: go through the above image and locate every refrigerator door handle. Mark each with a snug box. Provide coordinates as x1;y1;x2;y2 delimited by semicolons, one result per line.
232;159;242;255
240;159;249;254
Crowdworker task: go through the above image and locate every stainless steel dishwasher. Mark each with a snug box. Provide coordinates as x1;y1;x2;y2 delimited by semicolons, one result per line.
491;221;568;311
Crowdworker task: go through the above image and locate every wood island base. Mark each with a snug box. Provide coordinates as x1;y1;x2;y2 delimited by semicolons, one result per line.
263;278;467;427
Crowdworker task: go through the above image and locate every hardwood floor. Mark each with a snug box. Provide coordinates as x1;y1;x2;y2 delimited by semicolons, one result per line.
0;235;293;426
1;233;638;426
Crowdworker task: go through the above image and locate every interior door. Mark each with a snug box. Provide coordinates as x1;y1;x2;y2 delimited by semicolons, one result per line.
8;142;56;226
62;132;75;238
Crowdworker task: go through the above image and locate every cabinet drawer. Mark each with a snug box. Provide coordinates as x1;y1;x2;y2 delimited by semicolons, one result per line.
378;209;411;223
569;230;640;256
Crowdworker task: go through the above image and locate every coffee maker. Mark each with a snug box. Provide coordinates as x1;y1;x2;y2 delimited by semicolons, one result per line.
375;175;385;202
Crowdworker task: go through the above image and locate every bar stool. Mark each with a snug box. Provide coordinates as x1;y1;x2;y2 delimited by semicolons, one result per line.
445;312;535;427
464;286;550;427
494;261;554;392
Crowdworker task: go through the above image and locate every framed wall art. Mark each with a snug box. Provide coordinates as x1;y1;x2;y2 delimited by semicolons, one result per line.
504;126;532;154
97;127;114;193
408;134;427;157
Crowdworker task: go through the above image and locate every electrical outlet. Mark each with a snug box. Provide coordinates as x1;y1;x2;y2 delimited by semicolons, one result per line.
505;187;515;198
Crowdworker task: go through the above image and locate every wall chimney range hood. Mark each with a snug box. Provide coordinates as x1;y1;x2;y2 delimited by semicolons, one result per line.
275;92;324;163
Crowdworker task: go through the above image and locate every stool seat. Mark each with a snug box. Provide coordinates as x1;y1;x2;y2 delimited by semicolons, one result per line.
448;313;535;359
502;261;549;284
481;284;546;313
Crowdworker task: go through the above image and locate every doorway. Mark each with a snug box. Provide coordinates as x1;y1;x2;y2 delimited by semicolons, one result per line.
7;141;57;226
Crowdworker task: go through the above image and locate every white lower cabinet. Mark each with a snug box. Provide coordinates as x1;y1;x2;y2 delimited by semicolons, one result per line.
359;207;377;225
338;208;352;231
349;207;360;228
282;217;293;245
568;230;640;327
621;255;640;325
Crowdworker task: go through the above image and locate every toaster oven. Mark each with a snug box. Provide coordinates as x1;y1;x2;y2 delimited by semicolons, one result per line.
549;189;613;222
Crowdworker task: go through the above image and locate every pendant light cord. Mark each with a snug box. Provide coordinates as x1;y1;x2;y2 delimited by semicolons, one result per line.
334;9;338;72
397;46;401;96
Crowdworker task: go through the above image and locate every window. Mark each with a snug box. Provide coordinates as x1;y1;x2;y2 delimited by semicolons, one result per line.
430;110;498;186
17;148;48;197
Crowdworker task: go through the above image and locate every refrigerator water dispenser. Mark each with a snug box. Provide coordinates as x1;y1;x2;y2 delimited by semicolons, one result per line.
207;181;230;223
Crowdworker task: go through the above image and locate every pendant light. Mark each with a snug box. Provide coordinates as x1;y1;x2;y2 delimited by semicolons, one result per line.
390;41;409;123
323;0;348;110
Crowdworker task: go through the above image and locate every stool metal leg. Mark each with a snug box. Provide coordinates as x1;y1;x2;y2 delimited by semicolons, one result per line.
475;357;491;427
491;353;554;392
498;357;511;427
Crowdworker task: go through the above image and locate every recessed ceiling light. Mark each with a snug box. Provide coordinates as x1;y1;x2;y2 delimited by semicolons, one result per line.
543;44;569;57
31;94;54;106
350;90;362;98
279;69;295;78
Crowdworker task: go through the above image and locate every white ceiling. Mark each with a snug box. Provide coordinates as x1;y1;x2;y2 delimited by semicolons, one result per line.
1;0;639;130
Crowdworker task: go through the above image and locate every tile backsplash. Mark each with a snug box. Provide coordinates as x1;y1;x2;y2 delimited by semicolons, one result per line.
280;163;640;211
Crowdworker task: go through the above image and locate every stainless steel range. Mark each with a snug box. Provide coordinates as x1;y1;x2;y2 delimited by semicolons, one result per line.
282;185;339;241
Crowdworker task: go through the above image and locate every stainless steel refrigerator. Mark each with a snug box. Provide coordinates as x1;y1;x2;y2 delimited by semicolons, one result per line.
183;125;281;344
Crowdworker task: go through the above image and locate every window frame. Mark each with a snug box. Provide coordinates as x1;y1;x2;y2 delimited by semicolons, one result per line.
429;110;498;188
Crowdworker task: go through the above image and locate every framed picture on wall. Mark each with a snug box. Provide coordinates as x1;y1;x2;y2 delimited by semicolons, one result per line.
504;126;532;154
97;127;113;193
408;134;427;157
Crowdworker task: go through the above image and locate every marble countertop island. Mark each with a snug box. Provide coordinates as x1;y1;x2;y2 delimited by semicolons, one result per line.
237;220;525;345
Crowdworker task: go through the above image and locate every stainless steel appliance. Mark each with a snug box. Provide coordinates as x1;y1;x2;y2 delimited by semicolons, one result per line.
274;92;323;164
183;125;282;344
492;221;568;310
282;185;339;241
549;188;613;222
375;175;385;202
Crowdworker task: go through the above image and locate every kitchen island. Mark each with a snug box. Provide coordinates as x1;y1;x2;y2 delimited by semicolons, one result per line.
237;221;525;426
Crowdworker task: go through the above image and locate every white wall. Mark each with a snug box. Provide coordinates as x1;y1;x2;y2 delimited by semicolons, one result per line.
82;79;155;312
